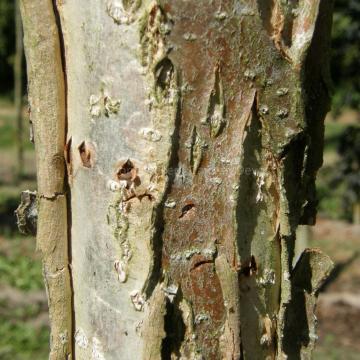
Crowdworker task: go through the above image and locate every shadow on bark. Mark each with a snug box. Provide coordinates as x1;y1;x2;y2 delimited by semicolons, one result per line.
144;71;183;299
161;288;186;359
236;98;266;354
282;261;311;359
282;247;333;359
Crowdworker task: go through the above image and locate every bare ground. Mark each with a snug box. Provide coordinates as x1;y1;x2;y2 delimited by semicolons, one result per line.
312;217;360;358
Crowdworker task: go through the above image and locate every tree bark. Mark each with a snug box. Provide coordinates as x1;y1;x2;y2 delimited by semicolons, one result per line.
20;1;72;359
20;1;334;359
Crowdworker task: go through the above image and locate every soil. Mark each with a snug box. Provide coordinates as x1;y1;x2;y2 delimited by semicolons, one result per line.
312;217;360;357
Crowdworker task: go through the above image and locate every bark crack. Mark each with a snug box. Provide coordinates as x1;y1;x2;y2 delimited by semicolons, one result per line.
142;73;183;300
50;1;75;358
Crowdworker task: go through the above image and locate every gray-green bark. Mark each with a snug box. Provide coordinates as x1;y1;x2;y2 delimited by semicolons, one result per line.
21;1;334;359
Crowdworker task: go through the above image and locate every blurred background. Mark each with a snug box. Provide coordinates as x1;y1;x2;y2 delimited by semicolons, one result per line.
0;1;359;359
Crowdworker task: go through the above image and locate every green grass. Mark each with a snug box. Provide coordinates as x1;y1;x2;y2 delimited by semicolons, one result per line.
324;122;343;153
0;113;16;148
317;180;346;220
324;120;360;153
0;322;48;360
314;334;360;360
0;186;19;213
0;238;43;291
0;98;34;151
0;96;14;108
0;235;49;359
324;121;348;142
317;119;360;220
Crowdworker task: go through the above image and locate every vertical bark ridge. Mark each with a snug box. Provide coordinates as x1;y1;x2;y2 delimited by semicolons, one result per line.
139;1;183;296
142;84;183;299
51;1;76;357
20;0;72;358
140;1;182;303
138;4;185;358
277;1;334;358
236;93;282;359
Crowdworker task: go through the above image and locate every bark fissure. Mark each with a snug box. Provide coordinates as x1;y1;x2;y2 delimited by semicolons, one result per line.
51;2;76;357
161;290;186;359
142;77;183;299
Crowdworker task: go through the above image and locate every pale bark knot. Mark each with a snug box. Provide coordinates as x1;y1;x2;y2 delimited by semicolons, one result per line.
164;199;176;208
74;328;89;349
140;127;162;142
89;93;120;118
194;312;210;324
162;284;178;303
189;126;207;174
114;260;127;283
130;290;145;311
92;337;105;360
59;330;69;345
205;66;226;138
106;0;141;25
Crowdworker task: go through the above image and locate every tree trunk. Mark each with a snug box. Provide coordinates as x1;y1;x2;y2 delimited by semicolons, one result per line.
14;0;24;182
353;202;360;225
20;1;334;359
294;225;312;265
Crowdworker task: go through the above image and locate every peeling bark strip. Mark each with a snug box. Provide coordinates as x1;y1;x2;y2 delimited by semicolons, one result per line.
282;248;333;359
21;0;334;359
19;0;72;359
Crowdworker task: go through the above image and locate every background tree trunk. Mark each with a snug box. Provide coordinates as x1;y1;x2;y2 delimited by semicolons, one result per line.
294;225;312;264
353;202;360;225
14;0;23;182
20;1;334;359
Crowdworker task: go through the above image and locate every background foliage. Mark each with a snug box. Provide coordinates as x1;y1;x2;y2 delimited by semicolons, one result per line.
0;0;15;97
331;0;360;114
0;1;359;359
